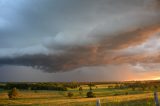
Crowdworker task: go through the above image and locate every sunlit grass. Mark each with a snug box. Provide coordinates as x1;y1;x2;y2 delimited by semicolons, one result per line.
0;85;157;106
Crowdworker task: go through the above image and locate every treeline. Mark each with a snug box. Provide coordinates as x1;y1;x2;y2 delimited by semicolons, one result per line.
0;83;68;91
1;80;160;91
0;82;82;91
109;81;160;90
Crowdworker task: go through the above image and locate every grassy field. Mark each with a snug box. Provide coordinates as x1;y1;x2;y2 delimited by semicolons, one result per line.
0;84;158;106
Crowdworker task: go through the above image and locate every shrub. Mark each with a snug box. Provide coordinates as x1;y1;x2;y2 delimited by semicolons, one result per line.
132;87;135;91
125;92;128;95
113;93;118;96
79;87;83;91
87;91;95;98
67;92;73;97
8;87;18;99
79;87;83;95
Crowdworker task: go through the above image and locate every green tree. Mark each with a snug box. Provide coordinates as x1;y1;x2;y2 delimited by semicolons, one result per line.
8;87;18;99
87;83;95;98
79;87;83;95
87;91;95;98
67;92;73;98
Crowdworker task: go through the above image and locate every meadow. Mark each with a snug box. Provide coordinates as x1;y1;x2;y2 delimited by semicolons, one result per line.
0;81;159;106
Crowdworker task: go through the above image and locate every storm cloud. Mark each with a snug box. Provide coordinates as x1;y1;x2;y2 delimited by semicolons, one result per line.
0;0;160;81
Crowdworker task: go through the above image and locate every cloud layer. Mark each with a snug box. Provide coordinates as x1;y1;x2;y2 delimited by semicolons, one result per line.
0;0;160;81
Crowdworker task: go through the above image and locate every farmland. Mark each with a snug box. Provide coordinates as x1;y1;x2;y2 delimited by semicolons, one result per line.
0;81;159;106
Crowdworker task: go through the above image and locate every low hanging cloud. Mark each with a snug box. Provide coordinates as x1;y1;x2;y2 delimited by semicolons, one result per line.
0;0;160;74
0;25;160;72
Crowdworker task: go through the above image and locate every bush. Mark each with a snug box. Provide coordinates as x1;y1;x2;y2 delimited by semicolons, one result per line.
79;87;83;91
113;93;118;96
8;87;18;99
67;92;73;97
87;91;95;98
125;92;128;95
79;87;83;95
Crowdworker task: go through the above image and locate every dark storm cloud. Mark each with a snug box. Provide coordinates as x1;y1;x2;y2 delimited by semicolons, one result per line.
0;0;160;74
0;25;160;72
0;0;159;48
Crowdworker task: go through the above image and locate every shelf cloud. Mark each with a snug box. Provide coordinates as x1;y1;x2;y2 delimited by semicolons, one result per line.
0;0;160;81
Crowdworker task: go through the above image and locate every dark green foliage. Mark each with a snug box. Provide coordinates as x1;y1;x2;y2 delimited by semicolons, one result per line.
8;87;18;99
79;87;83;91
86;91;95;98
88;83;94;92
6;83;29;90
2;80;160;92
125;91;128;95
63;82;80;89
5;83;67;91
0;83;5;90
67;92;74;97
79;87;83;95
30;83;67;91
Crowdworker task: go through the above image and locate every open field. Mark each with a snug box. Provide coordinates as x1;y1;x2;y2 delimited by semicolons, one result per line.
0;82;159;106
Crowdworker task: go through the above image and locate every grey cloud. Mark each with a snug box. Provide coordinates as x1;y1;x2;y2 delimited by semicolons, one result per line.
0;0;160;74
0;25;160;72
0;0;159;48
1;64;160;82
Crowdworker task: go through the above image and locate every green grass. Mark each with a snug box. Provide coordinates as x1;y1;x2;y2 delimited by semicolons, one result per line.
0;85;158;106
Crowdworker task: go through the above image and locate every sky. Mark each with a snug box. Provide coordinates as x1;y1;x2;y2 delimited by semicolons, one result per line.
0;0;160;82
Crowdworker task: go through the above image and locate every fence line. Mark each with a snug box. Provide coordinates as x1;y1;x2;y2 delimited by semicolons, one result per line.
154;91;159;106
96;99;101;106
96;91;160;106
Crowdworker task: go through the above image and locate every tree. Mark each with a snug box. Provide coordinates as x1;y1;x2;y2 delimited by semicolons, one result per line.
88;83;93;92
131;86;135;91
67;92;73;97
79;87;83;91
79;87;83;95
87;91;95;98
8;87;18;99
87;83;95;98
